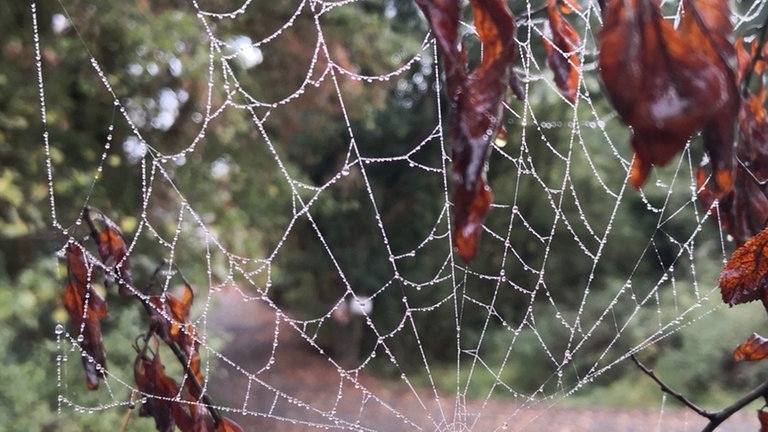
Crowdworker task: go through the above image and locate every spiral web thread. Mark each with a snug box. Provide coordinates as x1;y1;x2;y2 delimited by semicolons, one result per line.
37;0;768;430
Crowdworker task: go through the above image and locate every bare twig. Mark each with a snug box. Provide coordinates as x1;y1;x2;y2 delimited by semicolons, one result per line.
631;355;715;420
632;354;768;431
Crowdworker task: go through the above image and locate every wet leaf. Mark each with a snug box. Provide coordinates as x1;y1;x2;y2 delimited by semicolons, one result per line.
698;38;768;245
63;242;108;390
734;333;768;361
718;227;768;307
599;0;738;191
135;340;190;432
148;283;204;398
453;178;493;261
416;0;516;261
65;241;90;288
84;207;134;295
62;283;107;390
543;0;580;102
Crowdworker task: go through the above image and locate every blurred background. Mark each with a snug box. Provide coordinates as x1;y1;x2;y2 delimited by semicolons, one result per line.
2;0;768;430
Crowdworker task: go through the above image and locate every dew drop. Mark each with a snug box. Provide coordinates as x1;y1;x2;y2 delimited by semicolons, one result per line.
341;166;350;176
55;324;65;335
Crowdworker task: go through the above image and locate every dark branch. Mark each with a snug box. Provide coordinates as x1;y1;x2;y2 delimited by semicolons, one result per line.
632;354;768;431
701;378;768;432
631;355;715;420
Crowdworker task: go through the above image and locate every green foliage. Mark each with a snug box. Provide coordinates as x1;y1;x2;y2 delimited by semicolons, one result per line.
4;1;768;427
0;258;154;430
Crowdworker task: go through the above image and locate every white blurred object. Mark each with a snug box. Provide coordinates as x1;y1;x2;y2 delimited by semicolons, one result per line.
349;296;372;316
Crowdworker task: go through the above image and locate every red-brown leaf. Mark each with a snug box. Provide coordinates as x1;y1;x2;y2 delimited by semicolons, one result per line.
599;0;737;192
735;38;758;85
217;417;244;432
65;242;90;288
416;0;516;262
734;333;768;361
98;222;134;295
135;345;188;432
62;281;108;390
544;0;580;102
698;38;768;245
84;208;134;295
148;284;204;398
718;227;768;307
759;408;768;432
454;178;493;262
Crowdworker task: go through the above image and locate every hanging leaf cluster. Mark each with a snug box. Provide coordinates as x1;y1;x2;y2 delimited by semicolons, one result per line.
599;0;738;191
60;207;241;432
415;0;582;261
698;38;768;245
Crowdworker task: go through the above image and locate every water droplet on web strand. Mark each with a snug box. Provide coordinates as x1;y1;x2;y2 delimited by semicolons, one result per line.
55;324;65;335
341;166;350;176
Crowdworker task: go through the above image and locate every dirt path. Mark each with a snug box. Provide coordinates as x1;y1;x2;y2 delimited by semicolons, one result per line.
206;288;756;431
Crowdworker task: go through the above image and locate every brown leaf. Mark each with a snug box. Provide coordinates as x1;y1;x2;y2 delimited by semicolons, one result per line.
84;207;134;295
599;0;737;191
698;38;768;245
148;283;204;399
759;408;768;432
544;0;580;102
135;341;189;432
735;38;758;85
416;0;516;261
217;418;244;432
734;333;768;361
454;178;493;262
63;242;108;390
718;227;768;307
65;241;90;288
62;281;108;390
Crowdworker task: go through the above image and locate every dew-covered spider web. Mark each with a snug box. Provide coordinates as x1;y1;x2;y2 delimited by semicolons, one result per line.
36;0;768;430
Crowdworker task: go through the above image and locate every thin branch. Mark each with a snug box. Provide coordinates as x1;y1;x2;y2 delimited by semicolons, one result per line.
701;378;768;432
632;355;768;431
631;355;715;419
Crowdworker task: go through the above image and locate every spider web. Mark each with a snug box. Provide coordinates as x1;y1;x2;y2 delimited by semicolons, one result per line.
36;0;767;430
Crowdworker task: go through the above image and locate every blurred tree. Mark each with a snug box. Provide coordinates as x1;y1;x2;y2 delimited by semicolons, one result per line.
2;1;763;426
